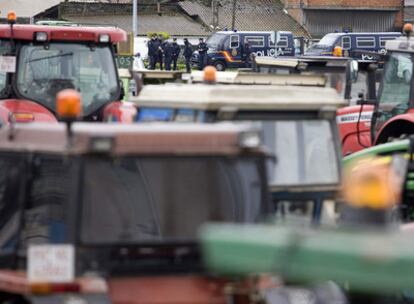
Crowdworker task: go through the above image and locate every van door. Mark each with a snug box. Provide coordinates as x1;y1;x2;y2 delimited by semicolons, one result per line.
229;34;241;61
244;35;266;57
276;35;291;56
341;36;351;57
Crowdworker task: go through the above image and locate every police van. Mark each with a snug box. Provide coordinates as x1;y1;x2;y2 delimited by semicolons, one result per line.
192;31;295;71
305;32;401;60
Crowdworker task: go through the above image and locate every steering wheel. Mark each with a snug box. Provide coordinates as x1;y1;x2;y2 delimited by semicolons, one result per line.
390;103;409;117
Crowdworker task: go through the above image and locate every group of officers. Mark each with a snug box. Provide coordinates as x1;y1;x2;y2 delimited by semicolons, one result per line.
147;34;209;72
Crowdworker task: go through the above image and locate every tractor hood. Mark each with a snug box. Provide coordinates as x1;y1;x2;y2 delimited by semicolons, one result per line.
107;275;227;304
0;99;57;124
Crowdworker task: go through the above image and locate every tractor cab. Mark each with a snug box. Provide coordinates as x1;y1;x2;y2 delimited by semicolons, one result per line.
337;26;414;155
0;12;128;124
132;83;345;223
0;121;270;303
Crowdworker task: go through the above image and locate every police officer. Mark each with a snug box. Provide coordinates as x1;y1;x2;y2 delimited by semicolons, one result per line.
163;39;173;71
171;38;181;71
157;34;164;70
147;34;159;70
197;38;208;70
183;38;193;73
243;42;252;68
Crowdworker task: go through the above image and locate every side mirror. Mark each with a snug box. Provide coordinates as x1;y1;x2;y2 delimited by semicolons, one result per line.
119;80;125;101
350;60;359;83
356;92;377;105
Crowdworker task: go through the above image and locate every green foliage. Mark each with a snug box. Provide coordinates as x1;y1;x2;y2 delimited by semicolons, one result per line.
146;31;170;40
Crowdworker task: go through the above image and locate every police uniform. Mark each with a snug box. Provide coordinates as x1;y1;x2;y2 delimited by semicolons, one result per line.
197;40;209;70
157;37;164;70
147;37;159;70
244;43;252;68
163;41;173;71
184;40;193;73
171;40;181;71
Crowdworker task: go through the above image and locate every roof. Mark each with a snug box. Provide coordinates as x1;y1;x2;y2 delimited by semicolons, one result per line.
0;24;126;43
132;84;345;112
0;122;261;155
189;71;327;86
63;14;210;36
385;36;414;52
178;0;310;38
0;0;62;18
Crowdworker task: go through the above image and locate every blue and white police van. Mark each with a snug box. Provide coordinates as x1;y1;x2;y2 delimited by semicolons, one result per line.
192;30;295;71
305;32;401;60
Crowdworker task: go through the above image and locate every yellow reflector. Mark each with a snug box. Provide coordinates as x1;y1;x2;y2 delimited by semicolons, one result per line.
333;46;343;57
30;283;52;295
12;113;34;123
343;156;401;210
56;89;81;119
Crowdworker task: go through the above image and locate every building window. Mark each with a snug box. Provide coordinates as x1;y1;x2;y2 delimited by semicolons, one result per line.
341;36;351;50
230;35;239;48
356;37;375;48
244;36;265;47
380;37;395;48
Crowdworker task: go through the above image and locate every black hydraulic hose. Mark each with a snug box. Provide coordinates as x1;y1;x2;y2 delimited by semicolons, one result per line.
357;104;370;149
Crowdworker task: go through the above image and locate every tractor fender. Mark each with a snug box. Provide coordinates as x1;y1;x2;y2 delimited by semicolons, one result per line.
336;105;373;155
375;113;414;145
103;101;137;123
0;99;57;124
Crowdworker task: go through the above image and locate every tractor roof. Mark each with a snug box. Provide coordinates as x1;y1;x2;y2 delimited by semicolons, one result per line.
132;84;344;113
0;24;126;43
0;122;262;155
386;36;414;53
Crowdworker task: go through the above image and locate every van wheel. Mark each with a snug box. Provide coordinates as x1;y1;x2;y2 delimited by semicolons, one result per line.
214;61;226;71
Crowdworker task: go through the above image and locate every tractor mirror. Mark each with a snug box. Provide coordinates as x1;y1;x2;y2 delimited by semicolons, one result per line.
350;60;359;83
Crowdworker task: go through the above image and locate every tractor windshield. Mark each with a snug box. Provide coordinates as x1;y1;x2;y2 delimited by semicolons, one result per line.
0;154;268;251
375;51;413;132
379;51;413;107
80;156;268;244
16;43;120;117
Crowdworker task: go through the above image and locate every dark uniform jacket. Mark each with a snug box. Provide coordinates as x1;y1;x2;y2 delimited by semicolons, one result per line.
184;43;193;59
148;39;160;56
197;42;208;54
171;42;181;59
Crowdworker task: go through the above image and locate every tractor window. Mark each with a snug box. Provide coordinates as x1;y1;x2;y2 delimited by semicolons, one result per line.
80;156;268;244
261;120;340;186
379;52;412;108
16;43;120;117
0;40;12;98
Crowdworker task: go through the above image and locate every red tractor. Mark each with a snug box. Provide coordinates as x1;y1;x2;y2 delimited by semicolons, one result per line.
338;26;414;155
0;11;133;124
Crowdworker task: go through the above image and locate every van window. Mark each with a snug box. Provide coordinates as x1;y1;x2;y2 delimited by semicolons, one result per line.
356;37;375;48
380;37;395;48
341;36;351;50
277;36;288;48
230;35;239;48
269;36;288;47
244;36;264;47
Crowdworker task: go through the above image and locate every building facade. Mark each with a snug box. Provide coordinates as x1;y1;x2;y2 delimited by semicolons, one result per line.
283;0;403;38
